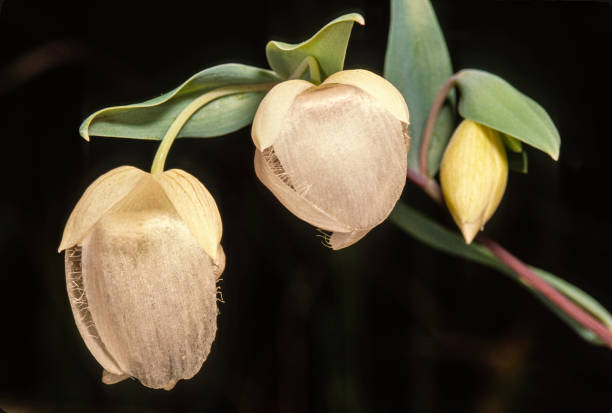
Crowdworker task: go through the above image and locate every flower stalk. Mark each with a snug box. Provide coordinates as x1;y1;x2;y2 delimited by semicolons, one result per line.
150;82;277;174
288;56;322;84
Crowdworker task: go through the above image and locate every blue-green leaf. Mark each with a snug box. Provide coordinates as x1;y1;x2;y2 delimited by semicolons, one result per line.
384;0;455;176
389;201;612;345
265;13;365;81
80;63;280;141
456;69;561;160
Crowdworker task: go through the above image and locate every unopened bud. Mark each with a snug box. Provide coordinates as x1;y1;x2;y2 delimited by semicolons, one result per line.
251;69;410;249
440;120;508;244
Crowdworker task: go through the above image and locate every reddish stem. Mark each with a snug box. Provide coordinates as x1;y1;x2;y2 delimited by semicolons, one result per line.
418;72;460;177
406;168;443;204
479;236;612;348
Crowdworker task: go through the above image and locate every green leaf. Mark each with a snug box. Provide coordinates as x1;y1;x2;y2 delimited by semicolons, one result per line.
501;133;523;153
80;63;280;141
508;150;528;174
456;69;561;160
265;13;365;81
384;0;455;176
389;201;612;345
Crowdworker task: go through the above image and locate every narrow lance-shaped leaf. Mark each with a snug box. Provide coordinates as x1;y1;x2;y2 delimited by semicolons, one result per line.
389;201;612;345
265;13;365;81
455;69;561;160
80;63;280;141
384;0;455;175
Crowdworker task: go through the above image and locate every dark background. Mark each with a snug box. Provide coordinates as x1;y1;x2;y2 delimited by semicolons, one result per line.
2;0;612;412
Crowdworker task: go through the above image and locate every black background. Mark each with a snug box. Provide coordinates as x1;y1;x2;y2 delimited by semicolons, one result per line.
2;0;612;412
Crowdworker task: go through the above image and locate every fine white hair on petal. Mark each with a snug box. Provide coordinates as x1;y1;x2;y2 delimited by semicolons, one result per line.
65;246;126;380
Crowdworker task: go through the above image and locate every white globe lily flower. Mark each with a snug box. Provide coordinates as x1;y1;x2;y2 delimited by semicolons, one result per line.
252;69;410;249
58;166;224;390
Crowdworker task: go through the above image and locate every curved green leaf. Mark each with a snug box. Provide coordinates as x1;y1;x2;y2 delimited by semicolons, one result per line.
389;201;612;346
80;63;280;141
384;0;455;176
456;69;561;160
265;13;365;81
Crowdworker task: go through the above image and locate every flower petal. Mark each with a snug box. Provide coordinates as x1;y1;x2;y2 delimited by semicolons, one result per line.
102;370;129;385
58;166;147;252
154;169;223;263
251;79;313;151
329;229;370;250
65;246;125;378
81;209;218;390
254;149;349;232
482;128;508;223
213;246;226;280
323;69;410;125
272;83;407;233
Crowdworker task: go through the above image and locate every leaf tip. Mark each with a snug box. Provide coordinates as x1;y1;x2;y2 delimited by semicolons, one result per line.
551;149;560;161
352;13;365;26
79;118;92;142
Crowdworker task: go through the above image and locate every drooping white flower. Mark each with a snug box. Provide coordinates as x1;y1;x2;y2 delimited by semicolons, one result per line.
251;69;410;249
59;166;224;390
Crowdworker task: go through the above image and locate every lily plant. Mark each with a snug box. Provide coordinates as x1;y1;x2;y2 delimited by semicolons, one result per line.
59;0;612;389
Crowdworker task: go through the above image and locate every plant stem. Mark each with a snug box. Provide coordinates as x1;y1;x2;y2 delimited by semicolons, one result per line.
479;236;612;348
150;83;276;174
403;70;612;348
288;56;321;84
418;72;460;177
406;168;443;203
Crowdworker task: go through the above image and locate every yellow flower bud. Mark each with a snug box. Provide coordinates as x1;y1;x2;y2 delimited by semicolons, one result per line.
251;69;410;249
58;166;224;390
440;120;508;244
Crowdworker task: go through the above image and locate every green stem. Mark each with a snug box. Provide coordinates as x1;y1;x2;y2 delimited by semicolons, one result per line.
150;83;276;174
288;56;321;84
